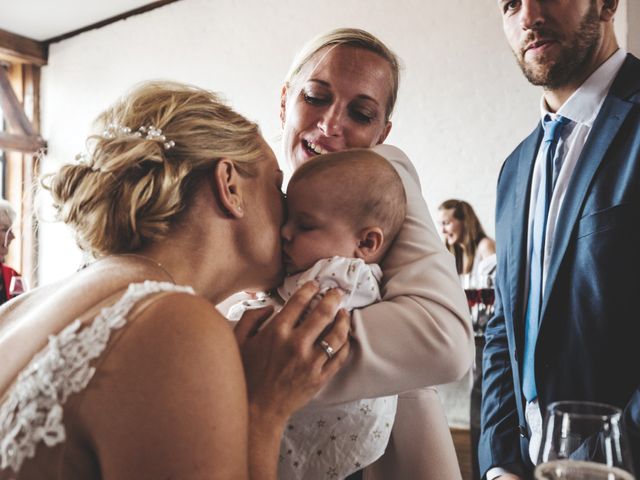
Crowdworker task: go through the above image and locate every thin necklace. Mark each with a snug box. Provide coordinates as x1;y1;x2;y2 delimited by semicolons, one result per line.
113;253;176;284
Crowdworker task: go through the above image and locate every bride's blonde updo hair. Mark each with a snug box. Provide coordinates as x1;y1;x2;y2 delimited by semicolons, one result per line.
43;81;265;257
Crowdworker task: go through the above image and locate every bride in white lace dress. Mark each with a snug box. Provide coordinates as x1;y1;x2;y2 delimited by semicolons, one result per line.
0;81;350;480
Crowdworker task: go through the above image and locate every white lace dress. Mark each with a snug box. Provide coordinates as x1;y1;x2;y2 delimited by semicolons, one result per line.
0;281;193;479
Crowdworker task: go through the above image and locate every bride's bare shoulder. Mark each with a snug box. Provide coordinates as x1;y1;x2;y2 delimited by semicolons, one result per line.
112;289;239;377
77;290;248;479
124;288;233;345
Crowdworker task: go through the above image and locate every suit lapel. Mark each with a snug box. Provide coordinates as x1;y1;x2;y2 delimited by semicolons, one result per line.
541;55;639;319
510;125;542;352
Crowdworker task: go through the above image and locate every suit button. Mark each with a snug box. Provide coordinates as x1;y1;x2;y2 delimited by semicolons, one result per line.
518;425;528;438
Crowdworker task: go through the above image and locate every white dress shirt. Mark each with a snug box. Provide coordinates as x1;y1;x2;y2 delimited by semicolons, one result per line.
527;48;627;292
487;48;627;480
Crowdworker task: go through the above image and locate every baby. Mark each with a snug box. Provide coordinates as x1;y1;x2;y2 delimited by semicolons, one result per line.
230;149;407;479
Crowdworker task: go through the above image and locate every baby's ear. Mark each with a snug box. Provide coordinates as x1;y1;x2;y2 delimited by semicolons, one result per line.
355;227;384;262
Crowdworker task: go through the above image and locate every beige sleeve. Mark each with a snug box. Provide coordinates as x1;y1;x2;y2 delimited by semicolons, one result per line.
315;144;473;403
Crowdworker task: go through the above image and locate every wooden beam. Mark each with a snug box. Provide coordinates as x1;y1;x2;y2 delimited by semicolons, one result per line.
0;132;46;153
3;63;43;286
0;29;47;66
23;65;41;133
46;0;183;44
0;66;34;135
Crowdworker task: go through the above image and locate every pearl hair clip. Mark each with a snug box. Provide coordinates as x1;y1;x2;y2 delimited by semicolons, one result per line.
103;123;176;150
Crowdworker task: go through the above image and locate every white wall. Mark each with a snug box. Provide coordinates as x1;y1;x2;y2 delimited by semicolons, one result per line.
628;0;640;56
38;0;630;284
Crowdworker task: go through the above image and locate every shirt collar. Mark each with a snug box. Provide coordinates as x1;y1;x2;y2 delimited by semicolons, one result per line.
539;48;627;126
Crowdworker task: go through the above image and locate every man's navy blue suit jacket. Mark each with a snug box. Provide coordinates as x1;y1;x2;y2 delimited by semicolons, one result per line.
480;53;640;479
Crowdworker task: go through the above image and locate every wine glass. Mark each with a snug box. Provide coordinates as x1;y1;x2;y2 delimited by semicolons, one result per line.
477;273;495;330
535;460;634;479
463;274;480;333
8;275;27;298
535;401;636;479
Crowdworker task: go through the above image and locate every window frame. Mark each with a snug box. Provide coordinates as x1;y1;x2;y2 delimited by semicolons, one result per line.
0;29;47;285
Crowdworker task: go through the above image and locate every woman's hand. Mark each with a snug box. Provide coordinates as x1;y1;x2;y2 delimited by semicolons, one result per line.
234;282;351;423
234;282;350;479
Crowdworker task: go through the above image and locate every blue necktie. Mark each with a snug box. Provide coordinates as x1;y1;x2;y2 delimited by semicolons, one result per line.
522;114;570;402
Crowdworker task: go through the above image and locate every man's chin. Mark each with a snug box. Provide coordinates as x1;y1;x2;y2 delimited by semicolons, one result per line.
520;60;561;87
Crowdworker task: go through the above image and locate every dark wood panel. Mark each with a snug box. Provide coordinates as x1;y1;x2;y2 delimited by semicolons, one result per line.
0;132;45;153
24;65;41;133
0;28;47;65
0;66;34;135
451;427;473;480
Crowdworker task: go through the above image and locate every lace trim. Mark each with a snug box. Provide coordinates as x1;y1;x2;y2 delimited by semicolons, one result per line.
0;280;194;474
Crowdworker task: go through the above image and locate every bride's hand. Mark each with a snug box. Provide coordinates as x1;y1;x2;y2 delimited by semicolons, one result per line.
234;282;351;423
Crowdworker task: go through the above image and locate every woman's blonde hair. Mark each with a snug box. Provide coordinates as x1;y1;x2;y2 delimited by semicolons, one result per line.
284;28;401;121
43;81;266;257
438;199;487;275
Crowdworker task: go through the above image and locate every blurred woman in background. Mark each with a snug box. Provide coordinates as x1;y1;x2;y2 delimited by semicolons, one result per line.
279;28;473;479
438;198;496;480
439;199;496;287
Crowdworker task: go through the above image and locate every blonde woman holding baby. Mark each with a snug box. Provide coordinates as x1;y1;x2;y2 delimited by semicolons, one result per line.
277;28;474;479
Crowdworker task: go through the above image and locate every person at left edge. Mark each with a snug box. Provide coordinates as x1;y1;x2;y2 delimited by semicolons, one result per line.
0;199;19;305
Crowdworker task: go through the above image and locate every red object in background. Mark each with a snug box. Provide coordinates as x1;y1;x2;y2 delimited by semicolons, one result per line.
465;288;495;309
1;263;20;304
480;288;495;306
465;289;480;308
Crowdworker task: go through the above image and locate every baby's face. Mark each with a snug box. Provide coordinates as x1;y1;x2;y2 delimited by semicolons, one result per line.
281;178;360;274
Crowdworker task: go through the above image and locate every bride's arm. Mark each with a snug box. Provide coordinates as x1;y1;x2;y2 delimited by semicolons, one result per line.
315;144;473;403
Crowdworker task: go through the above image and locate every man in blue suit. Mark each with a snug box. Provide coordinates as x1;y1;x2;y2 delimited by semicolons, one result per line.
480;1;640;479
